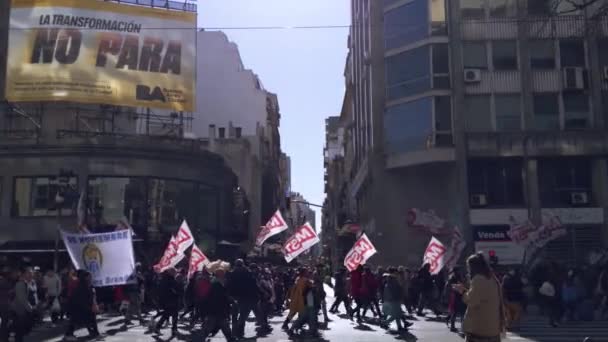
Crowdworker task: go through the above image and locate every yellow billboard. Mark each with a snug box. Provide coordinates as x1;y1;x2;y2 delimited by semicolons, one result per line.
6;0;196;111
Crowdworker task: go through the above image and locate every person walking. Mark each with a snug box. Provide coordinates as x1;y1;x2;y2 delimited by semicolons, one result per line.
154;268;181;335
502;269;524;328
329;268;351;315
312;268;330;324
446;268;466;332
381;267;411;333
453;253;505;342
42;269;62;324
416;263;436;316
227;259;260;339
190;270;212;328
539;273;560;327
10;268;36;342
200;261;235;342
287;272;317;337
64;270;100;341
282;268;310;330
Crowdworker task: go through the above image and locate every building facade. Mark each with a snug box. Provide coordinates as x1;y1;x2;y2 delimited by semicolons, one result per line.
0;0;248;267
338;0;608;267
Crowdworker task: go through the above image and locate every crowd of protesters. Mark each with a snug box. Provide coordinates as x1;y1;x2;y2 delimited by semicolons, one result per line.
1;254;607;342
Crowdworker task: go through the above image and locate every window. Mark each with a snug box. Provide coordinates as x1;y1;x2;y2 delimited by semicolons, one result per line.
384;97;433;153
468;159;525;206
464;95;492;132
461;0;485;19
434;96;453;146
533;93;560;130
13;176;77;217
563;93;590;129
492;41;518;70
490;0;517;17
149;179;201;232
495;95;521;131
235;127;242;138
88;177;147;231
218;127;226;138
430;0;447;35
384;0;429;50
598;38;608;68
463;42;488;69
560;40;586;67
432;44;450;88
528;0;552;16
530;40;556;69
386;46;431;100
539;158;592;207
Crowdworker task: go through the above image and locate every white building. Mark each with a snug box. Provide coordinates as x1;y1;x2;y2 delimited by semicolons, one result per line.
194;31;268;139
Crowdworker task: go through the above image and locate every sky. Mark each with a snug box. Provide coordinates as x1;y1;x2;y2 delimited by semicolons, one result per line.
199;0;351;229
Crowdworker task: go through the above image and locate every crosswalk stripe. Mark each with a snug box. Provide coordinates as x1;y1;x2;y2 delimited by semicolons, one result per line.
506;316;608;341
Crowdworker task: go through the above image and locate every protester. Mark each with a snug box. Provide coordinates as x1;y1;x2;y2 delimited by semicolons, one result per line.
312;267;330;325
329;268;351;315
287;269;317;337
539;271;560;328
446;267;466;332
190;270;212;328
282;268;310;330
10;267;35;342
124;266;145;326
416;263;436;316
502;269;525;328
453;253;505;342
349;265;364;322
227;259;261;339
254;266;274;334
0;267;16;342
562;271;579;321
200;261;235;342
42;269;62;323
381;267;411;333
154;268;181;335
64;270;100;341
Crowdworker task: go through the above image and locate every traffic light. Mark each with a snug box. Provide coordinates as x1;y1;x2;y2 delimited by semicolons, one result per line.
489;250;499;267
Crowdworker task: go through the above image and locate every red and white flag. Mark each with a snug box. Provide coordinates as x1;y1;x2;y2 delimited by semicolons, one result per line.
256;210;289;246
344;234;377;271
422;236;447;275
283;223;320;263
154;236;185;273
445;226;466;270
174;220;195;254
187;245;210;279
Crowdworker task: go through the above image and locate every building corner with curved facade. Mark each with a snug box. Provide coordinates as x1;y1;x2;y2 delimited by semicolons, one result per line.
324;0;608;269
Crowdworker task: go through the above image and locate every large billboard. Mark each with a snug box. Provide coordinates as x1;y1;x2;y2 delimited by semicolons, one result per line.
6;0;196;111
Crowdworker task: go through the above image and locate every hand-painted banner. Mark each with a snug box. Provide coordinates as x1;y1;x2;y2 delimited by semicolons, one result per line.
154;236;184;273
283;223;320;263
422;236;447;275
175;220;194;255
445;226;466;270
187;245;210;279
344;234;377;271
62;230;135;287
256;210;289;246
407;208;450;235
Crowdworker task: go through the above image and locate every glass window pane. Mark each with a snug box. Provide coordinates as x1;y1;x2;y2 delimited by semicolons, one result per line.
495;95;521;131
560;40;586;67
490;0;517;17
430;0;447;35
530;40;556;69
492;41;518;70
528;0;552;16
434;96;452;132
432;44;450;74
384;0;429;50
386;46;431;100
461;0;485;19
384;97;433;153
13;177;77;217
533;93;560;130
463;42;488;69
599;39;608;68
564;93;590;129
464;95;492;132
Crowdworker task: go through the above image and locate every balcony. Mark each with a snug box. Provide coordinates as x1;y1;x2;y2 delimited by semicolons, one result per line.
385;132;455;169
466;130;608;158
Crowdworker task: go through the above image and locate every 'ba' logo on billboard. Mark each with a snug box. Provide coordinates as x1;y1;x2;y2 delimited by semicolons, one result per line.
136;85;166;102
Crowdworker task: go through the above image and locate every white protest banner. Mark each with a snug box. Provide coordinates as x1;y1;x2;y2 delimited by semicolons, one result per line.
187;245;210;279
507;216;536;245
422;236;447;275
175;220;195;254
61;230;135;287
256;210;289;246
407;209;449;235
283;223;320;263
445;226;466;270
524;214;567;260
344;234;378;271
154;236;185;273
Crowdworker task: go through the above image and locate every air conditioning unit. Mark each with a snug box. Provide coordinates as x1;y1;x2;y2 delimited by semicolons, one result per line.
464;69;482;83
604;66;608;81
570;191;589;205
471;193;488;207
563;67;588;90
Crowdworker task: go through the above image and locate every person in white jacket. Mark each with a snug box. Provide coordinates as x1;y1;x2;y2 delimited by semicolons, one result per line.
43;269;62;323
